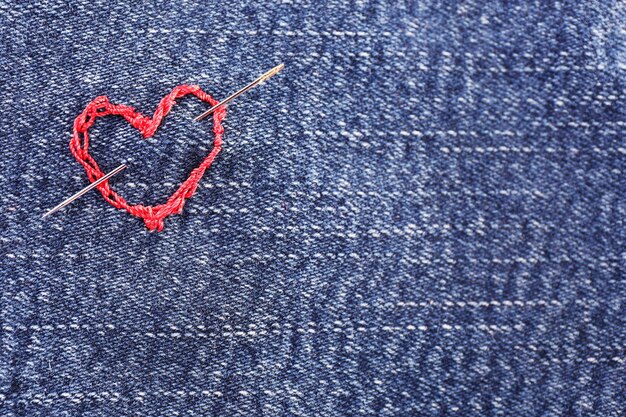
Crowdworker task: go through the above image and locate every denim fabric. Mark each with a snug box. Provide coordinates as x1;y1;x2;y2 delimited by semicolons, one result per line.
0;1;624;416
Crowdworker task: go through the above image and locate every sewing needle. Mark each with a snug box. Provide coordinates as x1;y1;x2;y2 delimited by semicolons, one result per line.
194;63;285;122
42;164;128;218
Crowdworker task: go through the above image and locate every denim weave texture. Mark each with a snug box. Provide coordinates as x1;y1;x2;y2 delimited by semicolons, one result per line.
0;1;624;416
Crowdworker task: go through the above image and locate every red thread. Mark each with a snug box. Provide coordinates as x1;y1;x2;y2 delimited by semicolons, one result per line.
69;85;227;232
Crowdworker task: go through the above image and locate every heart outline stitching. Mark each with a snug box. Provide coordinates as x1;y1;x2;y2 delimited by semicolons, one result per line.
69;85;227;231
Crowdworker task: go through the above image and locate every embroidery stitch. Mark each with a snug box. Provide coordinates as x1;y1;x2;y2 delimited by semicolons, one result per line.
69;85;227;232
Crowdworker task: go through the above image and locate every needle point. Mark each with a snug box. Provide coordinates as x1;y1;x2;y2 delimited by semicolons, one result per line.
194;63;285;122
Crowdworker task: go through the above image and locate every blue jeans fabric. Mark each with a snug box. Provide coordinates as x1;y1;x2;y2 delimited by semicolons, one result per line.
0;1;624;416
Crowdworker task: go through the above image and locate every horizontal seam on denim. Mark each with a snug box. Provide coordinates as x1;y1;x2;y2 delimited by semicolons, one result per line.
1;327;522;337
66;179;556;199
439;146;626;154
292;49;619;72
1;305;609;335
245;221;554;234
310;129;626;139
36;176;616;196
0;299;611;328
352;120;626;131
404;65;615;73
4;251;622;268
2;367;621;407
329;129;626;138
166;55;625;84
9;389;286;404
0;322;519;331
144;28;397;37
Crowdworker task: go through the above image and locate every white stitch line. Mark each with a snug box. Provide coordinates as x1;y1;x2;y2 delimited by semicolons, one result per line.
341;121;626;134
0;300;600;338
90;31;601;62
64;177;553;200
292;50;622;73
300;130;625;151
144;28;386;37
439;146;626;154
5;362;621;408
6;250;621;269
242;221;553;239
0;323;499;335
388;299;593;308
310;129;626;140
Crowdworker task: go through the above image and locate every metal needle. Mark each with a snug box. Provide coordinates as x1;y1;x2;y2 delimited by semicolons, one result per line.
42;164;128;218
194;63;285;122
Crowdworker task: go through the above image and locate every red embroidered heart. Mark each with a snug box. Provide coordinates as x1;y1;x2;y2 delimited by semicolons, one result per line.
69;85;226;232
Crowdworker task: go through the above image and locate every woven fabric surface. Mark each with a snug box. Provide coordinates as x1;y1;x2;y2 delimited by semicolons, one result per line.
0;1;624;416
